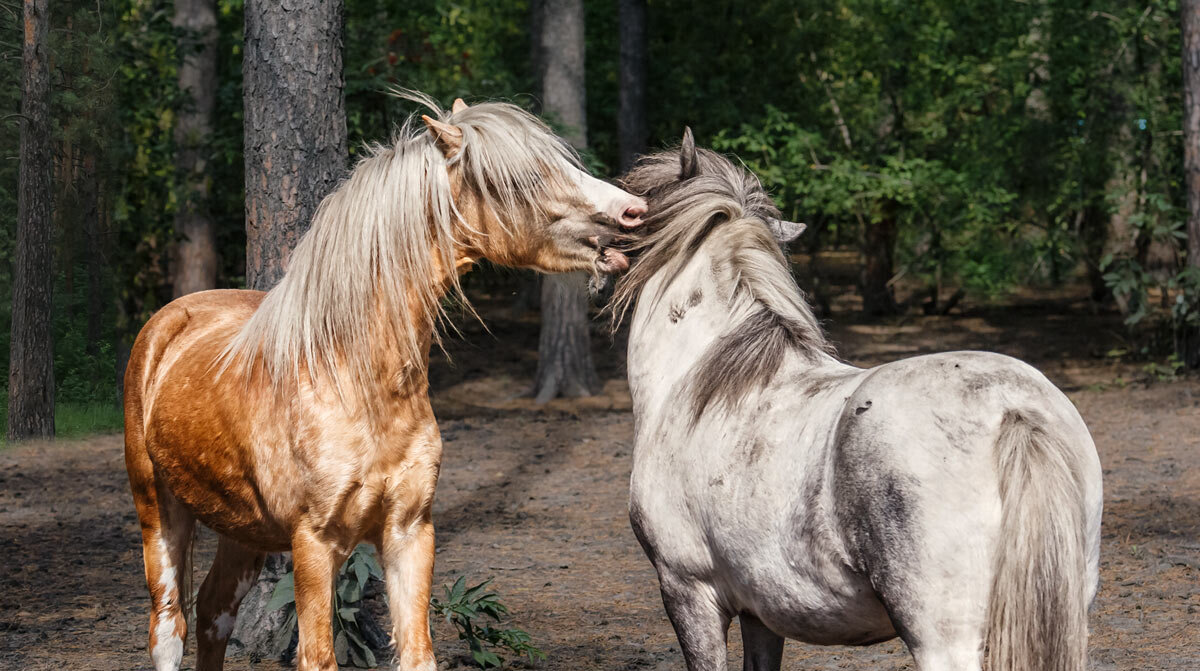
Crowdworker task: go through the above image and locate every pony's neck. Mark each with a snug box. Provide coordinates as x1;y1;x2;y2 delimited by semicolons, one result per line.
369;240;478;391
627;245;744;414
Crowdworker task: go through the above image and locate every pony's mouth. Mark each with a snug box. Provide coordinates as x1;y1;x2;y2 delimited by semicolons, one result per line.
587;234;631;274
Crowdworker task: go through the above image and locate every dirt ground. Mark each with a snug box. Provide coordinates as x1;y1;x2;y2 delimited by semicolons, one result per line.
1;286;1198;671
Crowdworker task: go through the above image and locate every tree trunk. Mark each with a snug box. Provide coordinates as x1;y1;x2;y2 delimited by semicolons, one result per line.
9;0;55;441
860;206;899;317
1181;0;1200;368
539;0;587;147
83;155;104;357
528;0;544;112
533;0;599;402
243;0;348;291
617;0;648;172
533;272;600;403
232;0;349;656
172;0;219;297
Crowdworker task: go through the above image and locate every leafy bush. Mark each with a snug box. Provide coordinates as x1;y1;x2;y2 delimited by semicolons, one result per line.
268;550;543;669
268;545;386;668
431;576;545;668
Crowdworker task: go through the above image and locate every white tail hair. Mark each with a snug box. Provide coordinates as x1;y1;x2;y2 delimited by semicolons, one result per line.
985;410;1090;671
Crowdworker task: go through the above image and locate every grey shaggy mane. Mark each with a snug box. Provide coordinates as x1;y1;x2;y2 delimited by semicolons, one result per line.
612;146;834;421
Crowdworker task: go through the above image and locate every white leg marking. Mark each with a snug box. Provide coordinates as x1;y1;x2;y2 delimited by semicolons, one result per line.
152;538;184;670
208;611;237;641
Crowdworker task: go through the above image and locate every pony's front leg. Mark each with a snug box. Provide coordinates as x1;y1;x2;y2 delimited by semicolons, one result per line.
657;571;731;671
291;526;341;671
381;510;437;671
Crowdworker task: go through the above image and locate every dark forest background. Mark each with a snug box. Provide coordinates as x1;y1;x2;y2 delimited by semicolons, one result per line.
1;0;1198;436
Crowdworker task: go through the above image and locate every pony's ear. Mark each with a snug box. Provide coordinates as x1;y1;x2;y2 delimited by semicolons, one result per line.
422;115;464;159
451;98;469;114
767;218;807;244
679;127;698;180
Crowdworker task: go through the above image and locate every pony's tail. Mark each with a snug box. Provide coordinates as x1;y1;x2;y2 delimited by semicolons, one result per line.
985;410;1089;671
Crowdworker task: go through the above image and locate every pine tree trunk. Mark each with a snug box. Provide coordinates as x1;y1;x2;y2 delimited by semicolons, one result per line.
860;205;899;317
617;0;648;172
172;0;219;297
9;0;55;441
539;0;587;146
534;0;599;402
232;0;349;656
1181;0;1200;368
533;272;600;403
243;0;348;291
83;155;104;357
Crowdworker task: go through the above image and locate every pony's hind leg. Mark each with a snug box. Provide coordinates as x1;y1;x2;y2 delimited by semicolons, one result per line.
130;474;196;671
738;614;783;671
195;535;266;671
656;571;731;671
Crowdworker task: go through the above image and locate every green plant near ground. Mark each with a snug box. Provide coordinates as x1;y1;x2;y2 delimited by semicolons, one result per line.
268;545;386;668
268;550;542;669
431;576;545;669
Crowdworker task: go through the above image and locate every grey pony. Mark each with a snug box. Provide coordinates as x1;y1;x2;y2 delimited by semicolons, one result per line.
610;131;1103;671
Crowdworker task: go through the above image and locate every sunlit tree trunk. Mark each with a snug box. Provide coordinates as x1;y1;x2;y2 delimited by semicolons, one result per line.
533;0;600;402
232;0;349;656
1181;0;1200;367
243;0;347;291
9;0;55;441
618;0;648;172
172;0;219;297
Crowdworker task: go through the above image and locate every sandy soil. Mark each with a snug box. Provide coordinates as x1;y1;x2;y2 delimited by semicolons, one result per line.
1;290;1197;671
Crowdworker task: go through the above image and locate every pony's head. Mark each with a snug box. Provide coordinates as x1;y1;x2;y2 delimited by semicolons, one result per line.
421;96;645;275
611;127;810;321
224;93;647;405
612;129;832;421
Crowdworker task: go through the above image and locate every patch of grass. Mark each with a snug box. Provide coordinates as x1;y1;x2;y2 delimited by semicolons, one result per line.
55;401;124;438
0;400;123;442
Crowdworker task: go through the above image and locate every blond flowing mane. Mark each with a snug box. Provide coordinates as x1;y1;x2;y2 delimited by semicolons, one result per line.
223;92;581;401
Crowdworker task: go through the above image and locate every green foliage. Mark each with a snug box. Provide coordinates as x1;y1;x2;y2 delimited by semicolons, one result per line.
4;0;1200;416
268;545;386;668
431;576;545;668
343;0;533;151
269;556;543;670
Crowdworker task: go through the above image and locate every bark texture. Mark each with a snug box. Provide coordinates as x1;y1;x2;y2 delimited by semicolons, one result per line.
9;0;55;441
539;0;587;146
172;0;219;297
533;0;600;402
533;272;601;403
1186;0;1200;270
233;0;349;655
243;0;348;291
83;156;104;357
618;0;648;172
1182;0;1200;367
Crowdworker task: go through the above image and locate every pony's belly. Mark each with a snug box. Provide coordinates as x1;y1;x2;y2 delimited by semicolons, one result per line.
746;579;896;646
153;447;294;551
717;534;896;645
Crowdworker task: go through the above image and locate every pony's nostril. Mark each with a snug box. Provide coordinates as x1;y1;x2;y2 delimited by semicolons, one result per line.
621;204;647;227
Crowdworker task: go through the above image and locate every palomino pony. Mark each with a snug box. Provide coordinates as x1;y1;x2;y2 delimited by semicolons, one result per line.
611;132;1103;671
124;95;646;671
